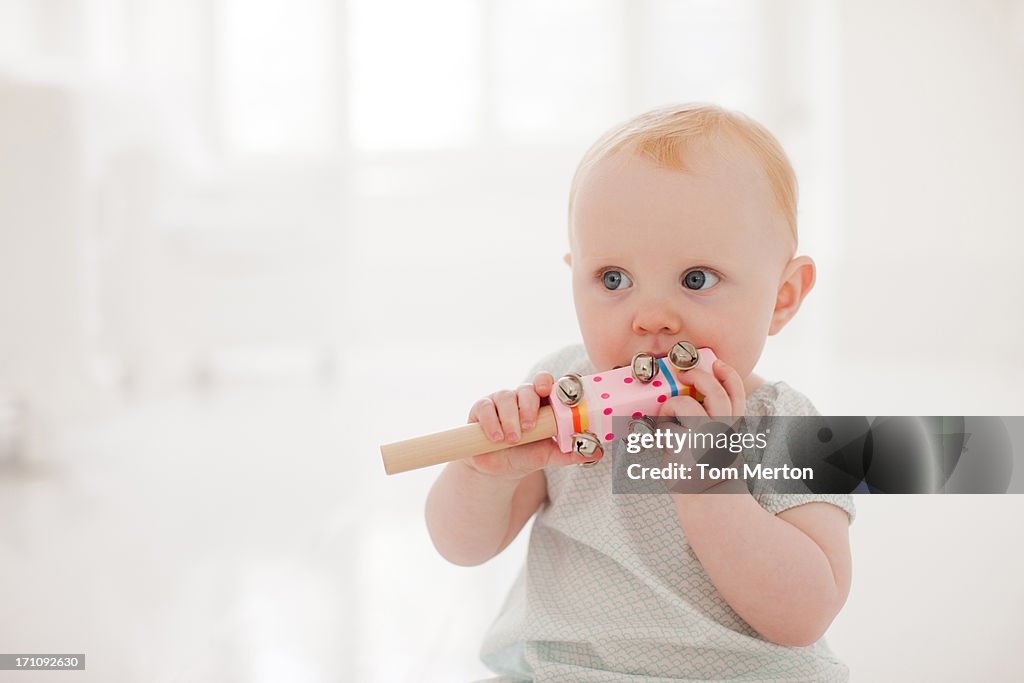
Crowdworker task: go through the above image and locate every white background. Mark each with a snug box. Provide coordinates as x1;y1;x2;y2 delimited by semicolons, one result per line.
1;1;1023;681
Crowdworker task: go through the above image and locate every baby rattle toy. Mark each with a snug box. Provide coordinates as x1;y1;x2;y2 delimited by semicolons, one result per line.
380;341;716;475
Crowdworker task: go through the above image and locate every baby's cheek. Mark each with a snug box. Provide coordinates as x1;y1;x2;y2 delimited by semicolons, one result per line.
721;338;765;382
591;344;625;373
699;328;757;378
579;325;628;370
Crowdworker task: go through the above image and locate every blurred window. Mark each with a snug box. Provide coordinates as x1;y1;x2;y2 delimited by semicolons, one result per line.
491;0;626;144
348;0;481;150
219;0;339;155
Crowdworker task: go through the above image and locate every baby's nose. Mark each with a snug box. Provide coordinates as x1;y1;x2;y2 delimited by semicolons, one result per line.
632;304;683;336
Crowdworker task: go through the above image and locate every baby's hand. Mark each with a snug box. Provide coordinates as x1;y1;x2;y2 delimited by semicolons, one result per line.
464;372;604;479
659;358;746;420
656;358;746;494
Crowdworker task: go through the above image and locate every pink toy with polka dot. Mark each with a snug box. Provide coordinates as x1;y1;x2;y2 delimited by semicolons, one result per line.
381;341;716;475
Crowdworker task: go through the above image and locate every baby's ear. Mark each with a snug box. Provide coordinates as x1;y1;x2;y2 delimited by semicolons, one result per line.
768;256;815;335
563;252;572;267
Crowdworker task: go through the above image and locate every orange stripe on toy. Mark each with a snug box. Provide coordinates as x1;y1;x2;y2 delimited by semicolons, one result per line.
570;402;589;432
680;386;706;403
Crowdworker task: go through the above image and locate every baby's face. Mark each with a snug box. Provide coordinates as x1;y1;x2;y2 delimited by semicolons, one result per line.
569;144;795;386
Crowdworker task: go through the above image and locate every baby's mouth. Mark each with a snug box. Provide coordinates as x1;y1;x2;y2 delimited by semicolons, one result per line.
619;342;706;371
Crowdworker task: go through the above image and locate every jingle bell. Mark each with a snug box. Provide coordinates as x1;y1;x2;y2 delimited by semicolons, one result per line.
630;352;659;383
628;415;658;437
555;373;584;407
572;432;602;458
668;341;700;370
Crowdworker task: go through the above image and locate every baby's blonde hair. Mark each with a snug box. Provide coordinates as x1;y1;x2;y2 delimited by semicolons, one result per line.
569;103;799;249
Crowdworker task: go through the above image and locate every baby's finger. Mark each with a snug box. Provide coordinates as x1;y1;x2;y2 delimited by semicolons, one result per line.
658;395;707;429
517;383;541;432
678;367;731;417
469;397;505;442
713;359;746;416
532;372;555;398
493;390;522;444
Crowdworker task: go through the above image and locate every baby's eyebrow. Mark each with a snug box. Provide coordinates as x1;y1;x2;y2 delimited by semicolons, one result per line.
576;254;633;267
578;246;736;269
682;258;731;269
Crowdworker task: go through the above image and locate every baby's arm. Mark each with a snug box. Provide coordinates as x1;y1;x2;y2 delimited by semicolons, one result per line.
661;360;851;647
425;462;547;566
425;372;603;566
674;487;852;647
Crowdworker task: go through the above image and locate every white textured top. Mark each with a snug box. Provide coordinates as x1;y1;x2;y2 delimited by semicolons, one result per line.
478;345;855;682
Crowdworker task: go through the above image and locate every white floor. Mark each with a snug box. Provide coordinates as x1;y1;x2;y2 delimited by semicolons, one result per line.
0;375;524;683
3;359;1023;682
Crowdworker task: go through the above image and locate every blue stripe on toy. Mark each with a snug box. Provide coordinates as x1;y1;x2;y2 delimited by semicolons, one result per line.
657;357;679;397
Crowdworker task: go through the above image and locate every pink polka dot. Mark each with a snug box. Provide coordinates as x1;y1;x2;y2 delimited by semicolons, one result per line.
600;392;610;399
652;380;662;387
593;376;602;382
604;433;614;441
632;411;643;418
603;408;612;415
657;394;667;403
623;377;634;384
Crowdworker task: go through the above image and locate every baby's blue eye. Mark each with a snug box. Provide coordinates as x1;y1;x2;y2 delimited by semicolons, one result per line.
682;269;719;290
601;270;632;291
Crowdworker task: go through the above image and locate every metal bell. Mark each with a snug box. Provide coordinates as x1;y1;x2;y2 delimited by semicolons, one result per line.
555;373;584;407
668;340;699;370
630;352;660;383
572;432;601;458
627;415;657;437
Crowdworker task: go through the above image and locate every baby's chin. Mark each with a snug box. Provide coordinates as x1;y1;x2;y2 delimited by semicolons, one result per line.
581;346;615;370
593;345;713;374
585;343;678;373
593;356;631;373
588;348;663;373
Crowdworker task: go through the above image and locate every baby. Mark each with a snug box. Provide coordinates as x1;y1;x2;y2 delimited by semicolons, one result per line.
425;103;855;681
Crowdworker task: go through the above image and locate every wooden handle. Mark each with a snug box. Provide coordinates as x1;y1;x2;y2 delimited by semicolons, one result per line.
380;405;558;475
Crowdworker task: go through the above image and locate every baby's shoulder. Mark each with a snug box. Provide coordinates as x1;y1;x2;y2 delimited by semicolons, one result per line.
746;380;820;417
524;344;594;382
